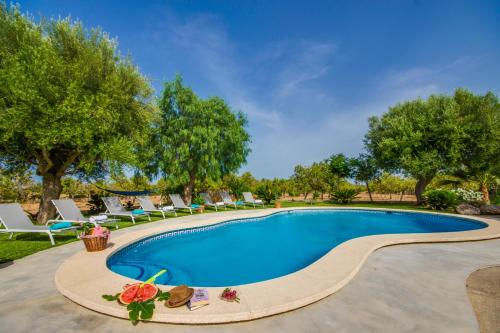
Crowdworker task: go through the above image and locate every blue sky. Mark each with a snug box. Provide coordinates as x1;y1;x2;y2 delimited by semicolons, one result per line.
21;0;500;179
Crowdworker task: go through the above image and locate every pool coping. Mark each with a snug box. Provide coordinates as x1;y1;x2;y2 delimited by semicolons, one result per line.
55;207;500;324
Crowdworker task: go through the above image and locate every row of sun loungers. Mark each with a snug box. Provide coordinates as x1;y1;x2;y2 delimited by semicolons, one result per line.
0;191;264;246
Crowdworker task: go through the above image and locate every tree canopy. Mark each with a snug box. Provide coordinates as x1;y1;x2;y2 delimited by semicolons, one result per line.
146;75;251;204
0;4;154;222
350;153;380;201
365;95;464;203
453;89;500;202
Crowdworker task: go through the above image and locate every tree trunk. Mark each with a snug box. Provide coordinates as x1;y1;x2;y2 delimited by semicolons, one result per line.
365;182;373;202
182;173;196;205
415;176;433;205
481;183;490;204
37;173;63;224
399;191;404;201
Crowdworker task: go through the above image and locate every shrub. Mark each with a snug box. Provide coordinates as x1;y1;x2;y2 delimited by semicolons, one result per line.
423;189;459;210
192;195;205;205
255;180;281;204
330;188;360;204
451;188;483;204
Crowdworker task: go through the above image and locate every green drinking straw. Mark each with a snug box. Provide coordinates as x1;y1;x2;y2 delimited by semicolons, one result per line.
140;269;167;287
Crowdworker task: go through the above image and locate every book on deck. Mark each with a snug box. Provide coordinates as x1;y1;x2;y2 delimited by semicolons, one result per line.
188;288;209;310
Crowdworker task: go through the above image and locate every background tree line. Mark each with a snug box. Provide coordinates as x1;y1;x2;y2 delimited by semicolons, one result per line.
0;4;498;221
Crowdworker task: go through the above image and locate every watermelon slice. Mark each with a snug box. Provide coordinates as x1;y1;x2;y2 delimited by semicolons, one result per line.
118;283;159;304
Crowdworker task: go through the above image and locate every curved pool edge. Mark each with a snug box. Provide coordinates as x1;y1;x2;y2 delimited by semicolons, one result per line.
55;207;500;324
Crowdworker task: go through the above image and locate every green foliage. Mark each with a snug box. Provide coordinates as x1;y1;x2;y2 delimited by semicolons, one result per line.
0;4;155;222
350;153;380;185
423;189;459;210
222;173;251;199
374;173;416;196
329;154;352;179
127;300;155;325
61;177;88;198
330;186;360;204
255;180;281;204
102;293;120;301
192;195;204;205
155;291;171;302
451;188;483;204
0;168;40;202
453;89;500;182
365;89;500;203
145;75;251;203
291;161;333;199
365;94;465;202
291;165;313;198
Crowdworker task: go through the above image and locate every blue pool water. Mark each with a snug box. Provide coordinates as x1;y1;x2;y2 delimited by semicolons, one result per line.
107;209;486;287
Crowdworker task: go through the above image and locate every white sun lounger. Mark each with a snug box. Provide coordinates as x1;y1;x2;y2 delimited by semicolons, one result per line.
0;203;78;245
200;193;225;211
52;199;119;228
242;192;264;208
102;197;151;224
168;194;193;214
219;190;242;209
137;196;177;218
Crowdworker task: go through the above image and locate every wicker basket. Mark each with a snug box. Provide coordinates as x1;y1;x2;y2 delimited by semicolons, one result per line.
81;234;109;252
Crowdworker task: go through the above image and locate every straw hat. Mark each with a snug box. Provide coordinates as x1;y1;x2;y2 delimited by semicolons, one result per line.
165;285;194;308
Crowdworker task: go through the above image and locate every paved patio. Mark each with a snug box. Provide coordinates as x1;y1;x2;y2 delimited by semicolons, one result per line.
0;212;499;333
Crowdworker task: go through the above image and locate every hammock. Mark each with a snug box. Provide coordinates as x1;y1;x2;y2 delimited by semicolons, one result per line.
94;185;153;196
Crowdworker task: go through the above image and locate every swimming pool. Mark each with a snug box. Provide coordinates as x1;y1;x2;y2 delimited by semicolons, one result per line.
107;209;486;287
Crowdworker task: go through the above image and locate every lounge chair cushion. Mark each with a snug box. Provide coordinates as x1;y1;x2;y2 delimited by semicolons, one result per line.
49;222;73;230
132;209;145;215
190;204;200;209
89;215;108;223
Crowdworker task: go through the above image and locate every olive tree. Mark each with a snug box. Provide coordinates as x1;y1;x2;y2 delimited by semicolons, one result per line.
365;95;463;203
453;89;500;203
350;153;380;201
0;5;154;222
147;75;251;204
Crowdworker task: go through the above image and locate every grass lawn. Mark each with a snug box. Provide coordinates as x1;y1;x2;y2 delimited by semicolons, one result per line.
0;201;432;264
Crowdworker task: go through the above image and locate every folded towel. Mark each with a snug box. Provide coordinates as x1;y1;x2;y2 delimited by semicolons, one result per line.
89;215;108;223
255;199;263;203
236;201;244;205
161;205;175;211
190;204;200;208
216;202;225;206
49;222;72;230
132;209;145;215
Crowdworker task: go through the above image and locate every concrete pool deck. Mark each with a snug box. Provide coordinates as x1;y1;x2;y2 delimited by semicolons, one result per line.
53;207;500;324
0;209;499;331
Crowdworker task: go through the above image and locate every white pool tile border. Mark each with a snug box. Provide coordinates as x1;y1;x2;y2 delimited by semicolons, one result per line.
55;207;500;324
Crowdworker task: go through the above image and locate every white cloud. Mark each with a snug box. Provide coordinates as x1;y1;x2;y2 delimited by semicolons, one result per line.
147;9;499;179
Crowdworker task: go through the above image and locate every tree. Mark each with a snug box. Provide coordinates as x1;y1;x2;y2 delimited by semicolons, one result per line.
291;165;313;199
309;161;330;199
328;153;353;191
222;173;249;199
350;153;380;202
0;4;154;222
148;75;251;204
453;89;500;203
365;95;463;204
